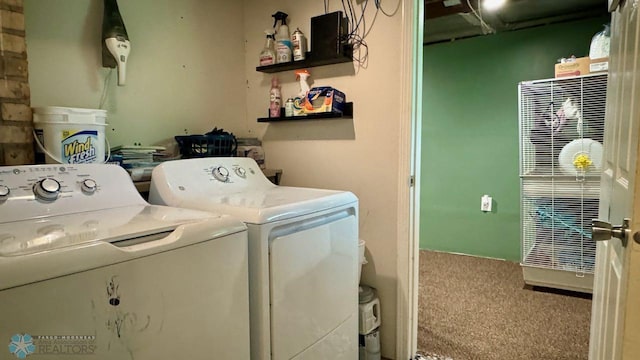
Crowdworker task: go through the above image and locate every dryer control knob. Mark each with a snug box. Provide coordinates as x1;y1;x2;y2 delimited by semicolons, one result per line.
0;185;9;201
34;178;61;201
81;179;97;194
212;166;230;182
234;167;246;178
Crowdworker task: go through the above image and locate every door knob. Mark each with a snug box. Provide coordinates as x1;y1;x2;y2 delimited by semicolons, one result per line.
592;219;630;247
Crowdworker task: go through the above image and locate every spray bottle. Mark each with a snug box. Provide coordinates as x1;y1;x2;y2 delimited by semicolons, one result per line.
269;77;282;118
294;69;312;114
259;30;276;66
272;11;292;64
295;69;311;98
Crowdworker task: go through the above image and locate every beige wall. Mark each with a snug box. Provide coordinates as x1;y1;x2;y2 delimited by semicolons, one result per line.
24;0;246;147
244;2;406;357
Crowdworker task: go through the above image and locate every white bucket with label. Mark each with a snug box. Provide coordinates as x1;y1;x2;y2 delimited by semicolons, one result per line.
33;107;109;164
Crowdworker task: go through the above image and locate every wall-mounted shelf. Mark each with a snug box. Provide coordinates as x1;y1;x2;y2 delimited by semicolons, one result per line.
257;102;353;122
256;51;353;74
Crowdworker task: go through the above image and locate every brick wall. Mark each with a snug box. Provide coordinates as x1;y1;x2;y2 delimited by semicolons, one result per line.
0;0;32;165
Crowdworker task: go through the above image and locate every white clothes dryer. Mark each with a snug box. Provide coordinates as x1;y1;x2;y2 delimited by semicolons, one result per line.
0;164;250;360
148;157;359;360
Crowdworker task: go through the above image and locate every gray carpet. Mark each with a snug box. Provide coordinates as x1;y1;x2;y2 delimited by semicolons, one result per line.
417;250;592;360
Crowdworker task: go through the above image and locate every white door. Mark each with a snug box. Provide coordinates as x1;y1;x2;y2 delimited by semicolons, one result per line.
589;1;640;359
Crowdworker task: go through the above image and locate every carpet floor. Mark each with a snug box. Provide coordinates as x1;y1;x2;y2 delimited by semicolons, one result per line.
417;250;592;360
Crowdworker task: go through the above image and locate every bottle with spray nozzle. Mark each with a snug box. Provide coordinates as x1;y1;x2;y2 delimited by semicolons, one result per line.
259;30;276;66
295;69;311;98
294;69;312;115
272;11;292;64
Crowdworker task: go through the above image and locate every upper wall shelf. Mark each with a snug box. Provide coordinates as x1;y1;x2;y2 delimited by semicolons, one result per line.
256;52;353;73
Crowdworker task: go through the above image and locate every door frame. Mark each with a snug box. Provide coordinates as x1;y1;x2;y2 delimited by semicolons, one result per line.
396;0;424;359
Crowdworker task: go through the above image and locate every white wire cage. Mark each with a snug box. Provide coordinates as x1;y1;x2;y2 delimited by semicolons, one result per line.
518;73;608;290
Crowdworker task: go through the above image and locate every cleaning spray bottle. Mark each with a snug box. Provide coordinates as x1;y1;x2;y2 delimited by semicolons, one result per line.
259;30;276;66
295;69;311;98
293;69;312;115
272;11;291;64
269;76;282;118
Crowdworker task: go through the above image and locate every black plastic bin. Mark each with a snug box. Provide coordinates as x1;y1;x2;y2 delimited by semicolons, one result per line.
175;134;237;158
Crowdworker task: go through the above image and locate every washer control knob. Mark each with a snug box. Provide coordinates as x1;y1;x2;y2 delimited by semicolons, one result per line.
212;166;230;182
0;185;9;201
34;178;61;201
81;179;97;194
234;167;246;178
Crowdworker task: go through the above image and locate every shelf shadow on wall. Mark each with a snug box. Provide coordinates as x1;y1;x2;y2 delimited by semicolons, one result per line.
262;118;355;141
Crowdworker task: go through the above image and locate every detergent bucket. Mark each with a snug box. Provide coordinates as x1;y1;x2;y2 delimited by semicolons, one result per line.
33;107;108;164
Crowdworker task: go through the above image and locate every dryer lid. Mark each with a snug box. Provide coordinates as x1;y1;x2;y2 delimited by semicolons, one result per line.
176;186;358;224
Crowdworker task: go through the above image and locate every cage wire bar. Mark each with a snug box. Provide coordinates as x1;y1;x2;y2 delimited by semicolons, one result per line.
518;73;607;292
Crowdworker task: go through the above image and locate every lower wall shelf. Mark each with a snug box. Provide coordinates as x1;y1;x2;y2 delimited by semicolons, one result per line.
257;102;353;122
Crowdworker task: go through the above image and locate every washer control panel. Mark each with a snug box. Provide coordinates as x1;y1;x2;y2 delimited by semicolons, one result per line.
209;165;254;183
0;164;144;223
203;163;262;186
150;158;275;201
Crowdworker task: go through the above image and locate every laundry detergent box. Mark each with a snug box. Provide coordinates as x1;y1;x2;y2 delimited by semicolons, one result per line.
295;87;346;115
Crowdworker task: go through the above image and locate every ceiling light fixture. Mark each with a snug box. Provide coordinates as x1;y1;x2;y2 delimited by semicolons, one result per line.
483;0;506;11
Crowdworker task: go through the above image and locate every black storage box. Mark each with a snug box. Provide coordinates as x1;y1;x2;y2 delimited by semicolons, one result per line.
310;11;350;61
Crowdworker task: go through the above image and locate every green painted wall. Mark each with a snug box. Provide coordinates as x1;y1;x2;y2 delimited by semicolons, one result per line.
420;17;610;261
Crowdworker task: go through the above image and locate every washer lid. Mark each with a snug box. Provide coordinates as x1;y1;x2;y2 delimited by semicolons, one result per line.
0;204;246;291
0;204;243;257
175;186;358;224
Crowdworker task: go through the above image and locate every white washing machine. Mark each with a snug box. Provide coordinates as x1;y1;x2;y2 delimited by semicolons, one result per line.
148;157;359;360
0;164;250;360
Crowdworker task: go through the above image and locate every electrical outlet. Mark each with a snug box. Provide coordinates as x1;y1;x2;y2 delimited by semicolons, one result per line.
481;195;492;212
